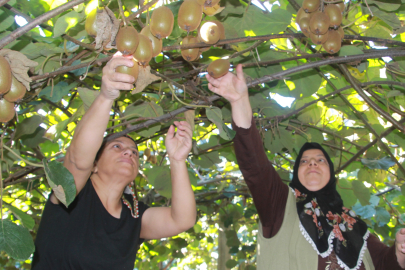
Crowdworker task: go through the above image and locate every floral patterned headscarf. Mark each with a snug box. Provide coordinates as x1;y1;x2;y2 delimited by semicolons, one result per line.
289;142;369;270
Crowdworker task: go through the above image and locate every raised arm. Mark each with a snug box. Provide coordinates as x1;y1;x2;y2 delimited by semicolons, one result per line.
140;121;196;239
61;56;136;201
206;65;288;238
206;64;252;128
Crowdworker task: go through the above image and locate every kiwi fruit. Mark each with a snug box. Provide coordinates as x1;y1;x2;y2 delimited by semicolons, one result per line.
0;98;14;123
134;34;153;66
296;8;311;24
116;26;140;55
178;0;203;33
144;148;151;158
337;26;345;40
181;36;200;61
325;4;342;29
116;59;139;82
0;55;12;95
208;20;225;40
323;29;341;54
85;8;101;37
310;31;329;44
207;59;230;79
199;21;220;45
150;6;174;39
149;155;157;164
336;2;345;13
309;11;330;35
298;17;311;37
141;25;163;57
4;76;26;102
302;0;320;13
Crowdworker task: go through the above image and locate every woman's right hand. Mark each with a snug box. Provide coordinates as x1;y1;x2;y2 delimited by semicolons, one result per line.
205;64;248;105
100;54;136;100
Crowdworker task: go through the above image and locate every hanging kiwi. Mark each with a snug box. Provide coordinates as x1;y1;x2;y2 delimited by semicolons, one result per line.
4;76;26;103
0;55;12;95
323;29;341;54
116;26;140;55
207;59;230;79
309;11;330;35
325;4;342;29
150;6;174;39
296;8;311;24
0;98;15;123
210;20;226;40
336;2;345;13
302;0;320;13
116;59;139;82
181;36;200;61
203;4;222;16
134;34;153;66
144;148;151;158
199;21;220;45
310;31;329;45
337;26;345;40
85;8;100;37
298;17;311;37
178;0;203;33
141;25;163;57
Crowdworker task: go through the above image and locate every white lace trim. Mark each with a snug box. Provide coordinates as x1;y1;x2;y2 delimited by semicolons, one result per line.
290;188;371;270
298;221;334;258
335;230;370;270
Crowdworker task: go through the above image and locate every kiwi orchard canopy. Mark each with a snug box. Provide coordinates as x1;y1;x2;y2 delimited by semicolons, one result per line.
0;0;405;268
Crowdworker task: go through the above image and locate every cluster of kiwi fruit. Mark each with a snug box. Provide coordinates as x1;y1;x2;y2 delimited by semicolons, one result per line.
297;0;345;54
0;55;26;123
178;0;226;62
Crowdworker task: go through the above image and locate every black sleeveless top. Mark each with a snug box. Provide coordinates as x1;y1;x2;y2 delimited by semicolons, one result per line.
32;180;148;270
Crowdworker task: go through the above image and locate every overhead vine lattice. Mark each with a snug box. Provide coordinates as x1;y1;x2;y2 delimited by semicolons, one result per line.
0;0;405;268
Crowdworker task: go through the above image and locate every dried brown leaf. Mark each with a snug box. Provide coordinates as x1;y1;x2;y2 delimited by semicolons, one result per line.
0;49;38;91
95;7;120;50
132;66;161;94
184;109;195;132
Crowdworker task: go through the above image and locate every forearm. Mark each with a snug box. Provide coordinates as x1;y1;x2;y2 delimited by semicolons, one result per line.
169;159;196;230
230;96;252;129
67;94;113;169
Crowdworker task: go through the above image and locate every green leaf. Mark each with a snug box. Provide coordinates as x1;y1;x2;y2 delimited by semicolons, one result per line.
361;156;396;170
337;179;357;208
15;115;43;139
0;8;16;30
401;184;405;197
225;230;240;246
226;259;238;268
339;46;364;57
43;159;76;207
39;81;78;103
124;102;164;138
223;6;292;37
145;166;172;198
77;87;100;110
20;127;47;148
0;219;35;260
192;151;221;168
352;180;371;206
358;168;376;184
375;207;391;226
264;128;293;153
283;69;323;99
5;204;35;230
206;107;236;140
53;10;82;38
367;0;401;12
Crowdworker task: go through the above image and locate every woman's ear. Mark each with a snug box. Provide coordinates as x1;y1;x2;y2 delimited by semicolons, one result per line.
92;161;98;174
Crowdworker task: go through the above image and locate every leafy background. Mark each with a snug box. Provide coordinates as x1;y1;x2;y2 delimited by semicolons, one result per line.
1;0;405;268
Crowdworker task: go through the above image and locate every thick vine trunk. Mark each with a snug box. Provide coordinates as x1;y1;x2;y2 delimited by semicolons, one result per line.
218;223;231;270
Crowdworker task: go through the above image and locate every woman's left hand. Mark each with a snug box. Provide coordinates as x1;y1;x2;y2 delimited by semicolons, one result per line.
396;228;405;268
165;121;192;162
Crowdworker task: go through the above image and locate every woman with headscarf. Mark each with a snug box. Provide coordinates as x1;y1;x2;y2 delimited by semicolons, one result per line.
205;64;405;270
32;55;196;269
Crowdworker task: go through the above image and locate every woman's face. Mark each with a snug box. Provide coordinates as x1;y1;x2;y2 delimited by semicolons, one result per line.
95;137;139;179
297;149;330;191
